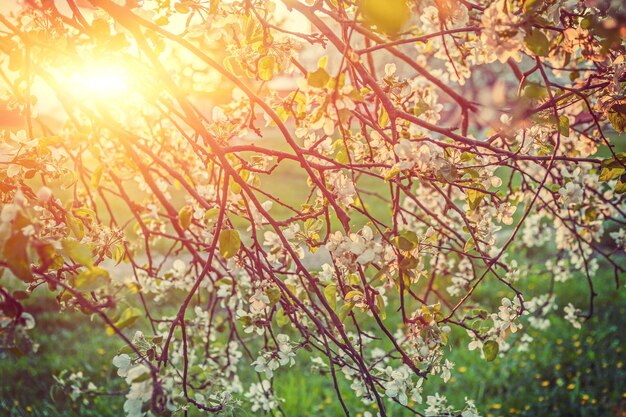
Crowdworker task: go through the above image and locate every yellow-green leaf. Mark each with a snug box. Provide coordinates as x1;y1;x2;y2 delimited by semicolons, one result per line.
307;67;330;89
467;188;485;210
3;232;33;282
378;106;389;128
608;104;626;133
483;340;499;362
75;266;110;291
107;307;141;335
91;165;104;188
338;303;354;323
559;115;570;138
62;240;93;267
345;290;363;302
524;28;550;56
361;0;410;34
324;284;337;310
36;243;62;271
375;294;386;320
219;229;241;259
276;308;289;327
178;205;193;230
66;214;84;240
258;55;276;81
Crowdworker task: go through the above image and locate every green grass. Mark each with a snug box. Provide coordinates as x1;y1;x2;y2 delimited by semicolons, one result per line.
2;265;625;417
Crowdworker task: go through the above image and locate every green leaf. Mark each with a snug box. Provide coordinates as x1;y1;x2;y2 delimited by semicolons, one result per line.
375;294;386;320
599;166;625;182
608;104;626;133
130;368;150;383
91;165;104;188
219;229;241;259
276;308;290;327
361;0;410;34
307;67;330;88
524;28;550;56
62;240;94;266
178;205;193;230
467;188;485;210
338;303;354;323
395;230;418;252
66;214;84;240
384;167;401;181
266;287;281;306
523;83;548;100
378;106;389;128
483;340;499;362
464;237;475;252
258;55;276;81
36;242;62;271
324;284;337;310
344;290;363;302
75;266;110;291
3;232;33;282
107;307;142;336
559;115;569;138
117;344;135;355
523;0;543;13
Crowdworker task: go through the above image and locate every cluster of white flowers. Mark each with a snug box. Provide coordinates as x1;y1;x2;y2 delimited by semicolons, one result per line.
244;380;282;412
563;303;583;329
382;365;423;406
479;0;524;63
326;226;383;269
525;294;557;330
393;139;435;172
53;371;97;404
522;214;553;248
326;171;357;206
112;352;154;417
494;297;525;335
251;334;296;378
610;228;626;252
263;223;305;264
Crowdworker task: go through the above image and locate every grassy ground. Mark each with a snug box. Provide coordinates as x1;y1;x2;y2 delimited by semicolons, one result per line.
1;265;625;417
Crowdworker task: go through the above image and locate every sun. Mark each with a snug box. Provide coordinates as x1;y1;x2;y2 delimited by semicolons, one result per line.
68;64;129;99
